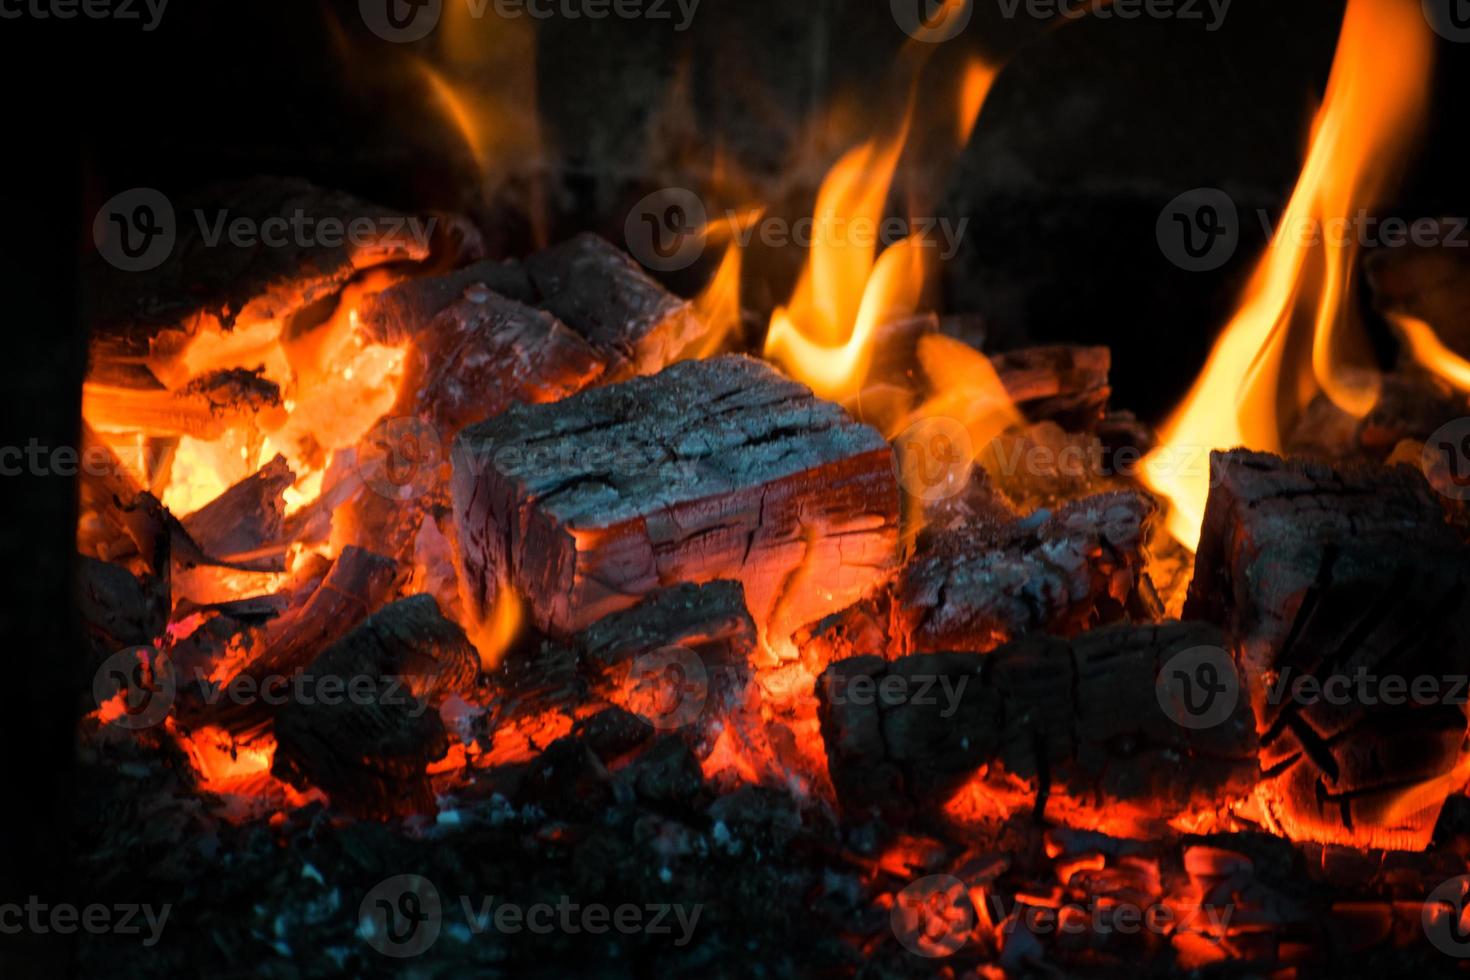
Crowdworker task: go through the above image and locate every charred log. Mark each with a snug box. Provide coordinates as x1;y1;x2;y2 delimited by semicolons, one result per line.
817;621;1258;826
1186;450;1470;850
525;232;710;379
452;355;900;644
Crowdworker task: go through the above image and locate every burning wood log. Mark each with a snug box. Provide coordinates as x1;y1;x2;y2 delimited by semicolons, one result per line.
179;455;293;566
1186;450;1470;850
354;258;536;344
525;233;710;379
270;597;475;818
81;368;285;440
452;355;900;644
897;490;1160;655
991;345;1112;430
180;546;399;734
394;289;606;435
76;556;167;667
85;177;435;380
817;621;1258;826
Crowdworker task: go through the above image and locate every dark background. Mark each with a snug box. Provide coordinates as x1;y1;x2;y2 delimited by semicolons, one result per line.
1;2;1466;973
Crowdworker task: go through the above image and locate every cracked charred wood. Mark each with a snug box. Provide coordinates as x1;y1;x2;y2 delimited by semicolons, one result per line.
85;177;436;385
452;355;900;644
991;345;1112;430
180;546;399;734
76;556;167;668
894;490;1160;655
525;232;710;379
81;368;285;439
180;455;294;566
817;622;1258;826
268;597;474;817
573;581;774;768
355;259;536;344
1186;450;1470;850
271;680;449;820
393;289;606;435
297;594;480;703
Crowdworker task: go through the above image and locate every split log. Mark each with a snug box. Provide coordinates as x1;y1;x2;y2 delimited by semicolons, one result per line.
817;621;1258;826
180;455;293;566
269;596;474;817
179;546;399;734
1186;450;1470;850
991;345;1111;430
574;581;770;764
452;355;900;644
394;289;605;435
85;177;435;384
895;490;1159;655
75;556;167;667
296;594;480;703
81;368;285;440
525;232;709;379
354;258;536;344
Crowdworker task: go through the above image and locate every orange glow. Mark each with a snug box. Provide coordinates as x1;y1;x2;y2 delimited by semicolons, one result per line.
466;584;524;671
689;237;746;360
957;58;997;147
1143;0;1434;549
1396;315;1470;392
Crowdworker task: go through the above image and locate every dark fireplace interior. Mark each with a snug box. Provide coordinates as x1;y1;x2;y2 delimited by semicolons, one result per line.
7;0;1470;976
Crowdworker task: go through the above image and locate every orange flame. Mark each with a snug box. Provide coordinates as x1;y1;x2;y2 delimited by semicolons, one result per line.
1396;315;1470;393
466;584;524;671
1143;0;1434;549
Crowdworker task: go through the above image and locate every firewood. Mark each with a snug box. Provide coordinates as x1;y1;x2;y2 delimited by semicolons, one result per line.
271;680;449;820
85;177;435;384
179;455;294;566
991;345;1112;429
525;233;710;379
355;259;536;344
75;556;166;667
895;490;1160;655
269;596;474;818
451;355;900;645
1186;450;1470;850
81;368;284;440
299;594;480;703
181;546;399;734
817;621;1258;826
574;581;778;775
394;289;606;435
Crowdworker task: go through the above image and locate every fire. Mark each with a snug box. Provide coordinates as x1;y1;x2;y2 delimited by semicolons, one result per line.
466;584;524;671
1143;0;1434;549
1396;315;1470;393
763;48;1000;404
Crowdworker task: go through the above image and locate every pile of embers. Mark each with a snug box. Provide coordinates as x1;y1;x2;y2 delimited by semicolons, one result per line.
72;178;1470;977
